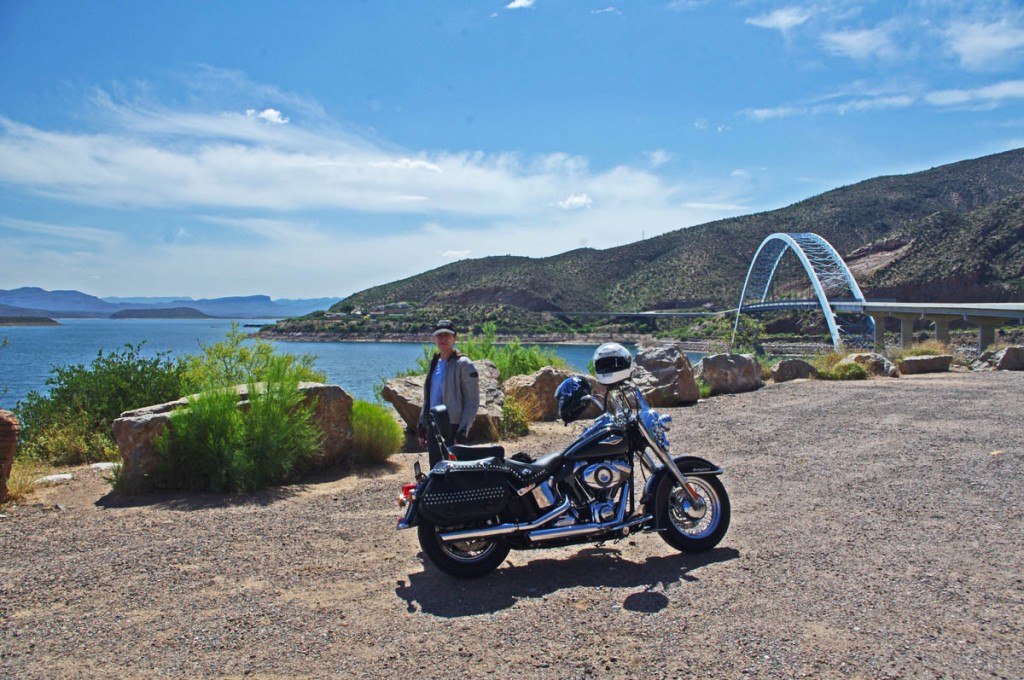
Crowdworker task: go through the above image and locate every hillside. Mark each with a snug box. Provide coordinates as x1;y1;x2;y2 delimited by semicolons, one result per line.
336;148;1024;313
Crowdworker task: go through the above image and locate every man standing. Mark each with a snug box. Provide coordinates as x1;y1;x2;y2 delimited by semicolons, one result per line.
417;320;480;468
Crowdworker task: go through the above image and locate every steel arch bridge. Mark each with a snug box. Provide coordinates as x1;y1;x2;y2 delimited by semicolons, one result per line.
734;232;874;348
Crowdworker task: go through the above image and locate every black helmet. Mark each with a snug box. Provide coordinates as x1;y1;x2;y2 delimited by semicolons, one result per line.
555;375;593;424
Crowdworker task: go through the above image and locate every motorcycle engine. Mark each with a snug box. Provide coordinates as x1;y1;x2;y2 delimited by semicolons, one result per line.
580;460;631;495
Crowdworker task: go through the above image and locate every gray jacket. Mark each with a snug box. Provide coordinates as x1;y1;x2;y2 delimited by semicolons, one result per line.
418;351;480;437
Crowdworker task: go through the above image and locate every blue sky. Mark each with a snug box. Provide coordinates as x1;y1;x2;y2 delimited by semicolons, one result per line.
2;0;1023;300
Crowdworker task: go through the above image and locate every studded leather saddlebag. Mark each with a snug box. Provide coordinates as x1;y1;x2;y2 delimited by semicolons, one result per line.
417;458;515;525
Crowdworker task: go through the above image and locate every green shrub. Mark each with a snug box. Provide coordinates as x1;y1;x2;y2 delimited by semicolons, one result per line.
819;362;869;381
181;324;324;391
16;343;186;464
400;322;567;381
351;400;404;465
500;396;530;438
888;340;949;363
696;377;713;399
157;388;245;492
155;356;322;493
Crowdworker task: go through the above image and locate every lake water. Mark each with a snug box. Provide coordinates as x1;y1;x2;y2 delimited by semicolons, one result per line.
0;318;613;409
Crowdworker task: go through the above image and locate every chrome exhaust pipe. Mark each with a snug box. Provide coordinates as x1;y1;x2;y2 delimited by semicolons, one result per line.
438;498;571;543
528;485;631;543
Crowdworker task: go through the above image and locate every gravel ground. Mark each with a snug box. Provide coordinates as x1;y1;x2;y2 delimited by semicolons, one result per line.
2;370;1023;679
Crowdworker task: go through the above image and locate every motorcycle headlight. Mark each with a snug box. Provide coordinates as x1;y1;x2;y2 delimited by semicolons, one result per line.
658;413;672;431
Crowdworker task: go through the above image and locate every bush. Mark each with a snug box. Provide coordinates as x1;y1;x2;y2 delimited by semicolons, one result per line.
16;343;186;464
351;400;404;465
181;324;324;391
155;356;322;493
400;322;567;381
888;340;949;363
820;362;869;381
500;396;530;438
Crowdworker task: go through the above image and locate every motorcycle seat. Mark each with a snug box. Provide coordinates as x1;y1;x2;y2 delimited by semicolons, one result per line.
449;444;506;462
503;451;564;485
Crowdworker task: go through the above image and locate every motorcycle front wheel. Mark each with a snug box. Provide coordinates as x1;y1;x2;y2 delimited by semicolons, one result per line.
656;474;730;553
417;520;511;578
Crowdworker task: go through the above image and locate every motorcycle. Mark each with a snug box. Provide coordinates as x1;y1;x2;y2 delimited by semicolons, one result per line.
396;358;731;577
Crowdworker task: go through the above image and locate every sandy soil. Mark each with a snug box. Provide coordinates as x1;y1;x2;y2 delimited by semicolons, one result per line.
2;370;1023;678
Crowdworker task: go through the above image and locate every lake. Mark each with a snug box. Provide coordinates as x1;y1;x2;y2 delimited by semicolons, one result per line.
0;318;630;409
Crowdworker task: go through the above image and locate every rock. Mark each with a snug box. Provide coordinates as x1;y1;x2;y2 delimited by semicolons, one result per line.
770;359;819;383
380;359;503;440
112;382;354;489
696;354;764;395
111;410;173;489
897;355;952;374
0;410;20;500
634;344;700;405
839;353;899;378
502;366;579;421
380;376;425;431
994;346;1024;371
472;360;504;440
34;473;74;485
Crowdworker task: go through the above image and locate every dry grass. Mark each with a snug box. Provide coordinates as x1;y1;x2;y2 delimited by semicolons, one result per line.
2;458;55;505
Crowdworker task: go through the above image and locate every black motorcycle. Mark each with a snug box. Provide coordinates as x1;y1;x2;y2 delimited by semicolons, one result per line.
397;375;730;577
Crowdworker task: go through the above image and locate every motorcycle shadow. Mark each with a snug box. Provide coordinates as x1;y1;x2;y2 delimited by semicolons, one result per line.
395;545;739;617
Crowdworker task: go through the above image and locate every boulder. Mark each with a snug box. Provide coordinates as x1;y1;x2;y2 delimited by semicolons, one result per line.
502;366;578;421
0;409;20;500
112;382;354;489
696;354;763;395
770;359;819;383
634;344;700;405
995;346;1024;371
839;353;899;378
380;376;425;430
897;355;953;374
380;359;503;440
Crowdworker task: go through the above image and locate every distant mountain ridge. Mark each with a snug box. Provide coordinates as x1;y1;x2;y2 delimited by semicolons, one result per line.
335;147;1024;315
0;288;340;319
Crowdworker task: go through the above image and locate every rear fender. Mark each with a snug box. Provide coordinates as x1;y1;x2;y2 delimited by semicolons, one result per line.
640;455;723;528
397;481;424;529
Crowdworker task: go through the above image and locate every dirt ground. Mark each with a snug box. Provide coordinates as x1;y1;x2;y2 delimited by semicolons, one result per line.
2;370;1023;679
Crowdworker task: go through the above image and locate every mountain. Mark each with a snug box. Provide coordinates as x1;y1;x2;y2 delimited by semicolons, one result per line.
0;289;340;318
334;147;1024;317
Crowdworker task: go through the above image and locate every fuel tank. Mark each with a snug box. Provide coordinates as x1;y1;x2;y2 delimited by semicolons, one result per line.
562;415;629;461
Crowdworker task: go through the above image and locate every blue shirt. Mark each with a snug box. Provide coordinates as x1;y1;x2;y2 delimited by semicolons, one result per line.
429;358;446;408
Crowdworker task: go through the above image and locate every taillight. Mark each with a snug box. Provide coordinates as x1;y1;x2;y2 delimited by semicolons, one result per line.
398;482;417;508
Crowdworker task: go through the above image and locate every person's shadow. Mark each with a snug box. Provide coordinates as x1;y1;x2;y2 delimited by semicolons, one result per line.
394;545;739;617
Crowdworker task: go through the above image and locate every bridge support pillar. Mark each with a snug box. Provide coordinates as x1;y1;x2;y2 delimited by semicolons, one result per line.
891;313;920;348
969;317;1001;353
868;313;889;352
925;314;962;345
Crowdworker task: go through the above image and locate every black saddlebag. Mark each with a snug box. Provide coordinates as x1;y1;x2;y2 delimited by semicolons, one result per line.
418;458;516;525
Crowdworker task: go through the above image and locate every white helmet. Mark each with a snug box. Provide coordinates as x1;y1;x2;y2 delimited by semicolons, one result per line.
593;342;633;385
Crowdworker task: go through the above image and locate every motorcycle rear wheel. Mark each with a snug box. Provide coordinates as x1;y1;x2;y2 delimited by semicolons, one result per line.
656;474;730;553
417;520;511;578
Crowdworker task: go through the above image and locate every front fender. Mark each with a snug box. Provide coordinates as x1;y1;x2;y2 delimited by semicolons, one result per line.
640;455;723;515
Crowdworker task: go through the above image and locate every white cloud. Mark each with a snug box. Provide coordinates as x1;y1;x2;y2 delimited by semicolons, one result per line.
247;108;290;124
0;85;753;297
745;7;813;33
944;19;1024;70
592;7;621;16
646;150;671;167
441;249;472;260
745;92;914;120
927;79;1024;108
557;193;593;210
506;0;534;9
821;25;899;60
